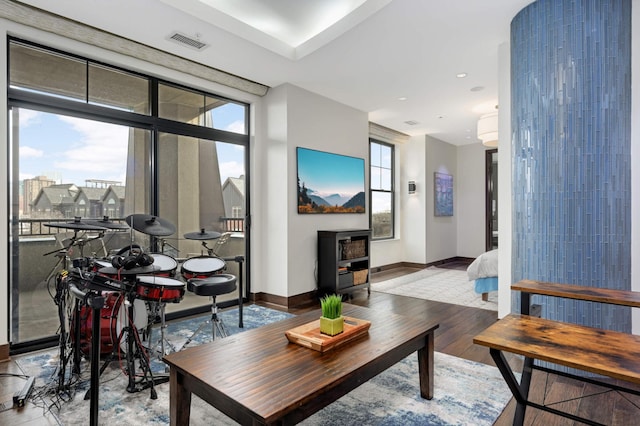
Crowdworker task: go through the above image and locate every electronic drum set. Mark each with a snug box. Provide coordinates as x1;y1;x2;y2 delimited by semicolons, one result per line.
45;214;236;415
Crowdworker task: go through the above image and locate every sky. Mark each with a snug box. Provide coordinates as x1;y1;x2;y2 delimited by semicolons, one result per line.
297;147;365;198
16;105;246;187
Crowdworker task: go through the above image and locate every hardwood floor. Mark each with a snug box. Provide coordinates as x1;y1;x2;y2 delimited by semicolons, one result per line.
1;263;637;425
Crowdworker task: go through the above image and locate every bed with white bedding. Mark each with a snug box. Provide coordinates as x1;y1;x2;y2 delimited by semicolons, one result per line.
467;249;498;298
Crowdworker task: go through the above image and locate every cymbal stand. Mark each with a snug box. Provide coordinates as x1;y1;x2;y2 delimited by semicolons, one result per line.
74;231;105;258
97;233;109;258
199;240;214;256
49;231;105;385
154;237;179;259
44;233;81;392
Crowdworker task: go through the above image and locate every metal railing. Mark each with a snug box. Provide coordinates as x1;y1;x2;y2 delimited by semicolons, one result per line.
221;217;244;232
17;218;129;237
18;217;245;237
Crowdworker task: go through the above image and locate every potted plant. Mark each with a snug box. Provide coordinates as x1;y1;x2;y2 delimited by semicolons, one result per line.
320;294;344;336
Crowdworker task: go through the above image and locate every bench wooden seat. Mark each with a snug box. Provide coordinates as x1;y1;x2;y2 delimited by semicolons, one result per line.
474;313;640;385
474;280;640;426
513;279;640;308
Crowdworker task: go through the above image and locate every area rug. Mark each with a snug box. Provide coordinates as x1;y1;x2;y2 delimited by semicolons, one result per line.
16;305;512;425
372;267;498;311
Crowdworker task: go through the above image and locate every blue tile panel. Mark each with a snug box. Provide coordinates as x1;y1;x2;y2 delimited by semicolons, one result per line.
511;0;631;335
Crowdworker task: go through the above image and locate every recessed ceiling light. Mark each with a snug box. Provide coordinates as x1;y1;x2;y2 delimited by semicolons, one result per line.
470;86;485;92
398;97;407;101
404;120;419;126
456;72;468;78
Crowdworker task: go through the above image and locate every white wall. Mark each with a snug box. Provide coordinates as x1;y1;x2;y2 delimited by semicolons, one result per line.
456;143;491;258
255;85;489;297
253;85;289;298
368;132;423;269
372;134;490;269
425;135;458;263
498;43;512;318
497;41;512;319
255;83;369;298
397;135;427;265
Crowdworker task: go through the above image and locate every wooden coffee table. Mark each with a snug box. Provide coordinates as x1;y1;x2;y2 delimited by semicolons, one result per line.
163;304;439;425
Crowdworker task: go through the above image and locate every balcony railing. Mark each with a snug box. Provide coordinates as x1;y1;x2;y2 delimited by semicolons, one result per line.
17;217;245;237
221;217;244;232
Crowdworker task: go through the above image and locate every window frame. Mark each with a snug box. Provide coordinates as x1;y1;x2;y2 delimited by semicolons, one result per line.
369;139;395;240
7;37;251;352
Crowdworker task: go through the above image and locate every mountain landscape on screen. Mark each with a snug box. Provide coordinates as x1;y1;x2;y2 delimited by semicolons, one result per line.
297;147;365;214
302;188;365;213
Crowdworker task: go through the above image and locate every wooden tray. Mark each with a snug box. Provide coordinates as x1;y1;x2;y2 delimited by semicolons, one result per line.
285;316;371;352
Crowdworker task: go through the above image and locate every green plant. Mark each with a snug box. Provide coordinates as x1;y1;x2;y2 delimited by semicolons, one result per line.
320;294;343;319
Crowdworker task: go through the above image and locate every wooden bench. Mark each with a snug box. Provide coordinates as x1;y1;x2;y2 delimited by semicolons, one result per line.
474;279;640;426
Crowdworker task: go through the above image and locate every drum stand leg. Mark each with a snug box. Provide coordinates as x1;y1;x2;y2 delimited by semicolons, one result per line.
179;295;227;351
84;293;168;401
159;303;177;356
122;295;168;398
211;296;228;340
146;302;177;360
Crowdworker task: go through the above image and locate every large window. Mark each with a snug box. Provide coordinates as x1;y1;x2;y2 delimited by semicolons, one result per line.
8;39;249;349
370;140;394;239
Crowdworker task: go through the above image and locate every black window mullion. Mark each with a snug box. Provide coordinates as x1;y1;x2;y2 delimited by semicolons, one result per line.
150;78;159;117
8;88;156;130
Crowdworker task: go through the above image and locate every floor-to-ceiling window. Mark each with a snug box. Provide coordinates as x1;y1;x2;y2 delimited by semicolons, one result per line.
8;39;249;351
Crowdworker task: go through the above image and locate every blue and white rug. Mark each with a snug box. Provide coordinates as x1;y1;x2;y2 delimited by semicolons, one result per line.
16;305;513;425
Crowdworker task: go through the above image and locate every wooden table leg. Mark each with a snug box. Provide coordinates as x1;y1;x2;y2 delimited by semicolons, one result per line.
417;331;435;399
169;368;192;426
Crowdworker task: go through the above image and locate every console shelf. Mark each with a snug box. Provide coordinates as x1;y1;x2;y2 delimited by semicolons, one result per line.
317;229;371;298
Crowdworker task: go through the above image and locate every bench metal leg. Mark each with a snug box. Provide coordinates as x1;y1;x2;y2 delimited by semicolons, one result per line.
514;356;534;425
489;349;531;426
490;349;607;426
520;292;531;315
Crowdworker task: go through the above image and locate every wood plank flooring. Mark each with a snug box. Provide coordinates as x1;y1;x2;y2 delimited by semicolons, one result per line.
1;263;637;425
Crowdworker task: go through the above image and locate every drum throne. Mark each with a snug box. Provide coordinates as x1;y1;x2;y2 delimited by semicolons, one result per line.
180;274;237;348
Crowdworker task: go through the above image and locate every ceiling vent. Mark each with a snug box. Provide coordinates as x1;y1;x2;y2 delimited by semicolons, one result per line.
168;32;208;50
404;120;419;126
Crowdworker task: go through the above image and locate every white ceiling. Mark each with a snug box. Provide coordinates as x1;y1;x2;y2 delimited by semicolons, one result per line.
18;0;533;146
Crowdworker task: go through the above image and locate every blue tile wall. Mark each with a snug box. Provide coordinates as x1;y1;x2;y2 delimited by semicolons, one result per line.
511;0;631;334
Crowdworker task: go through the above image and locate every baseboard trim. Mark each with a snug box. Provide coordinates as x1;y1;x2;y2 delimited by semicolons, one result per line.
371;256;475;273
0;343;9;362
250;290;318;310
427;256;475;267
370;262;426;273
251;256;476;309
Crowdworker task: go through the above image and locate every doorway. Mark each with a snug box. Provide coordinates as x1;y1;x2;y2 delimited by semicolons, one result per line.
485;149;498;251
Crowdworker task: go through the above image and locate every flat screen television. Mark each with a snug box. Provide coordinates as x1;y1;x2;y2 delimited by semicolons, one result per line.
296;147;365;214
